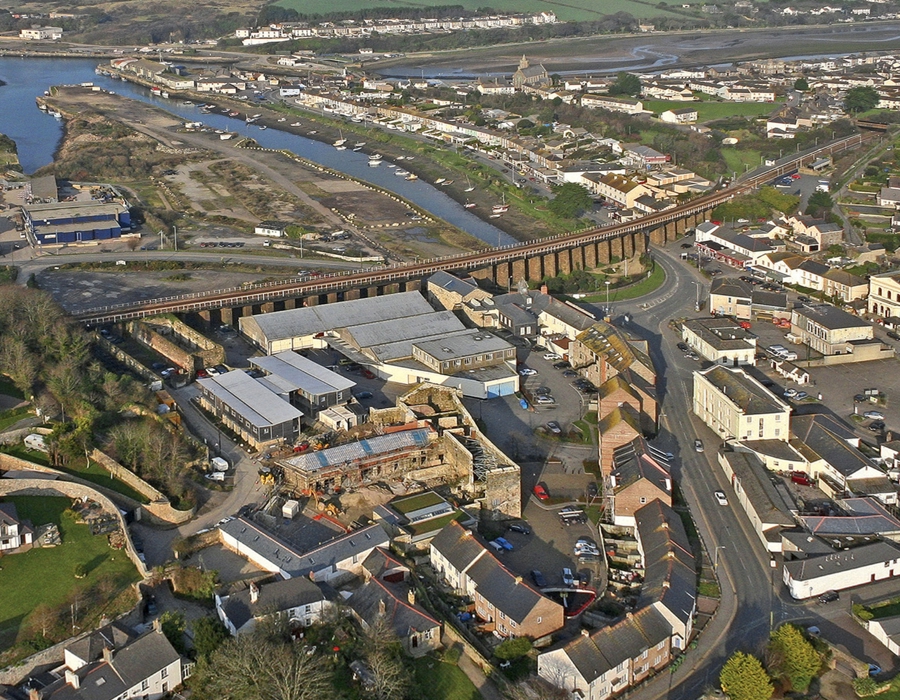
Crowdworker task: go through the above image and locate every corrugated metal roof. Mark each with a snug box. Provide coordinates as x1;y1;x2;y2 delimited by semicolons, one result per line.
282;428;433;473
345;310;463;349
252;351;356;395
199;371;303;428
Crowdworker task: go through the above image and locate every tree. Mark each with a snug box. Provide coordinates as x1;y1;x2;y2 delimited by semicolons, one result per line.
608;71;642;97
844;86;879;113
548;182;592;219
794;77;809;91
192;616;229;660
767;624;821;693
495;637;533;660
361;615;410;700
805;189;834;218
159;610;187;655
502;676;569;700
720;651;773;700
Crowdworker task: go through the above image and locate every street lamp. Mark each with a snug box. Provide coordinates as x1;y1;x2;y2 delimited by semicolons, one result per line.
605;280;611;317
692;280;701;312
714;545;726;570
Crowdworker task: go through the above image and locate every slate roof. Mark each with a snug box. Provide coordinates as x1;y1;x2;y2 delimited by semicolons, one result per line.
65;623;135;667
348;577;439;637
427;271;480;298
710;277;752;300
791;414;875;479
429;520;487;573
751;290;788;309
577;322;654;377
784;539;900;582
598;404;641;436
801;497;900;536
683;318;756;352
721;452;793;527
794;304;869;330
0;502;32;537
46;630;180;700
635;500;696;626
552;606;672;683
220;577;326;631
611;438;671;495
697;365;789;416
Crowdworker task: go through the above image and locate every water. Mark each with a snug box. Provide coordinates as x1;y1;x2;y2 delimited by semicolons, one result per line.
0;57;515;246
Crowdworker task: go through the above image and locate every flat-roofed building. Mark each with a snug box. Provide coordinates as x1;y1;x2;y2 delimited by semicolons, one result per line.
249;351;355;422
692;365;791;442
197;370;303;449
22;200;131;245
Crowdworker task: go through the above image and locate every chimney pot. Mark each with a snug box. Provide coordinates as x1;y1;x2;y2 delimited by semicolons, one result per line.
581;628;590;637
250;581;260;605
102;646;114;665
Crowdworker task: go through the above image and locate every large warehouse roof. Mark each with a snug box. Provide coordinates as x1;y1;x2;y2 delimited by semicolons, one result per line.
242;292;435;345
198;370;303;429
251;351;355;396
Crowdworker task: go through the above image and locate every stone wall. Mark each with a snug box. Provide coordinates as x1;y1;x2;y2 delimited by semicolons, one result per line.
131;321;199;372
0;478;148;578
483;464;522;520
145;316;225;368
90;449;164;502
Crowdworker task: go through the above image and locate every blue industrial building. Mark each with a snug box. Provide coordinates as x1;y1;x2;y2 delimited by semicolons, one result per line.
23;200;131;245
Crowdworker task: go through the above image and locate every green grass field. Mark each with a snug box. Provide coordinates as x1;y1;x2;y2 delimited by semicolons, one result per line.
0;496;140;651
643;99;779;122
274;0;697;21
412;656;480;700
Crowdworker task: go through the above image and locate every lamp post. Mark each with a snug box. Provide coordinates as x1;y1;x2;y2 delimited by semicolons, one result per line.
714;545;726;571
692;280;701;312
605;280;610;317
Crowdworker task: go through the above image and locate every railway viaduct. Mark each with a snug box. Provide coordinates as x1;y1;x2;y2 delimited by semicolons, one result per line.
74;135;865;328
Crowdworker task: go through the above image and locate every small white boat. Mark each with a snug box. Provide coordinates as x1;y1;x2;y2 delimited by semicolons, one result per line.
405;156;414;161
370;153;382;160
291;122;301;127
464;176;475;192
492;205;509;213
368;160;381;167
395;169;409;177
333;129;346;147
278;118;286;122
161;91;170;99
182;101;192;106
441;180;453;187
489;213;502;218
352;147;363;152
464;202;476;208
396;156;405;161
335;145;346;150
309;130;317;134
434;178;445;185
355;142;366;148
405;174;418;181
259;125;267;130
150;86;161;96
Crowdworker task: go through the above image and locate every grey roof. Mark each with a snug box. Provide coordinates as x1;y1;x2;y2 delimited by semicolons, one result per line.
697;366;790;416
430;520;488;573
869;614;900;643
802;497;900;536
65;622;135;667
220;517;388;578
220;577;326;631
721;452;793;527
784;539;900;582
751;290;788;309
348;577;439;637
280;428;433;474
739;439;807;462
242;292;435;344
791;414;875;479
427;271;479;297
683;317;756;352
47;630;180;700
345;311;464;349
635;500;696;625
710;277;752;300
551;606;672;683
251;351;355;396
198;371;303;429
798;259;831;277
465;550;552;624
794;304;869;330
414;331;512;361
611;438;671;495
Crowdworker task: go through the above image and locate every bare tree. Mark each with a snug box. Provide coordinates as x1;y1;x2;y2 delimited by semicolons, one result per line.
501;676;571;700
362;615;410;700
0;336;38;397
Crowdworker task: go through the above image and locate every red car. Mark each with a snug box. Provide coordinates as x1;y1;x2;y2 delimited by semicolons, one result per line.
533;483;550;501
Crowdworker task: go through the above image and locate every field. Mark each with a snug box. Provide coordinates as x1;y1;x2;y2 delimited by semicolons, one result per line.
642;99;780;123
0;496;140;652
273;0;697;21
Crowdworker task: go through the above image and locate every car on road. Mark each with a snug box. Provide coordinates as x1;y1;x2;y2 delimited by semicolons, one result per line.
714;490;728;506
817;590;839;605
518;368;538;376
531;570;547;587
533;483;550;501
562;567;575;586
864;410;885;420
508;523;531;535
694;439;704;453
546;421;562;434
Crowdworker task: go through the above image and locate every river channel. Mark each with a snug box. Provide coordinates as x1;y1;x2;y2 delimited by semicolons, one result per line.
0;57;516;246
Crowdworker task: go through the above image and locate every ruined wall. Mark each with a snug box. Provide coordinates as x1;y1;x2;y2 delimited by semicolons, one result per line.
483;465;522;520
130;315;225;372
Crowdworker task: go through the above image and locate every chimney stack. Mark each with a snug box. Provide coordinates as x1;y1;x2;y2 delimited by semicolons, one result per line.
102;646;114;665
250;582;260;605
407;588;416;606
378;599;386;616
64;670;80;690
581;628;590;638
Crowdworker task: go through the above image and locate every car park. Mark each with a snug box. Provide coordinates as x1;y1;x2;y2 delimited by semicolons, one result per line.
714;490;728;506
694;439;704;453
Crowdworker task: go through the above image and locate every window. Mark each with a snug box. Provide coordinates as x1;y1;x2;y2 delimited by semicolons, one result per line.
141;680;149;691
161;667;168;679
536;617;542;624
639;497;647;504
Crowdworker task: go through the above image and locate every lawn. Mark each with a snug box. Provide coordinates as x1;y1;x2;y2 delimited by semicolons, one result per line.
411;655;480;700
582;264;665;303
274;0;697;21
0;496;140;652
643;99;779;123
721;147;764;177
0;406;30;432
0;376;25;400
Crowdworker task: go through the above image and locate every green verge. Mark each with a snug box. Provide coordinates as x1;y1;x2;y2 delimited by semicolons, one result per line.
582;264;666;303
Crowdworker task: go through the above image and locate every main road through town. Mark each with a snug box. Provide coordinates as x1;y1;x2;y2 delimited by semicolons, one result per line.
597;248;799;699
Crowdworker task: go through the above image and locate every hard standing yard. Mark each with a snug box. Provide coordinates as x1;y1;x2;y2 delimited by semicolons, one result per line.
0;497;139;655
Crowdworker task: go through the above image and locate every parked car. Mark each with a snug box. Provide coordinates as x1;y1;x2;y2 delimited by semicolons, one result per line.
864;410;885;421
518;368;538;376
508;523;531;535
531;570;547;587
817;590;839;605
494;537;514;551
543;352;561;361
784;388;798;398
791;471;812;486
869;421;886;432
794;391;808;401
562;567;575;586
545;421;562;434
353;391;373;400
587;482;599;498
535;396;555;405
553;361;571;370
533;483;549;501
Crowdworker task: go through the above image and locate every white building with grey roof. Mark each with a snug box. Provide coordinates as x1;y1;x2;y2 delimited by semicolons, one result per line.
783;538;900;599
